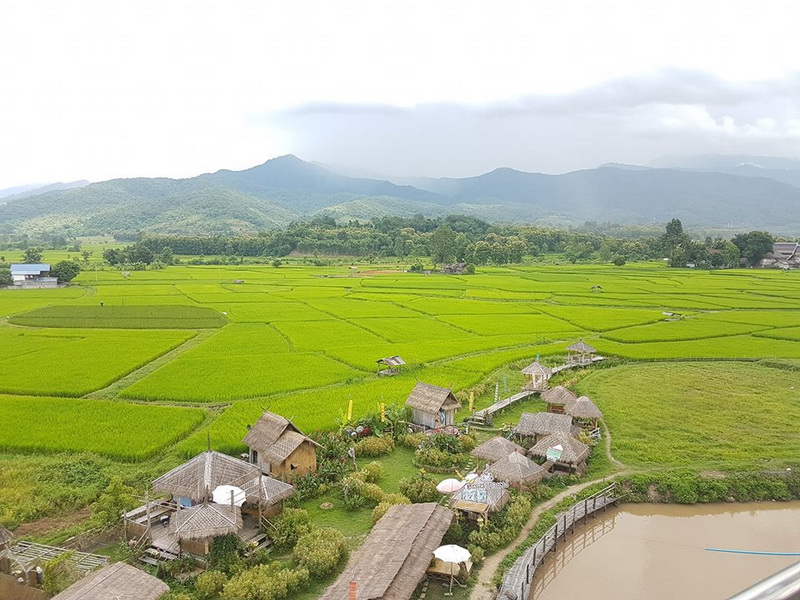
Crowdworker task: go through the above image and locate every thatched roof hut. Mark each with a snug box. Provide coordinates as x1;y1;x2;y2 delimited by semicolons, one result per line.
240;474;295;505
514;412;577;442
567;396;603;420
405;382;461;429
542;385;578;411
529;431;590;466
471;436;526;463
0;526;12;549
451;477;510;518
566;339;597;365
152;450;260;503
244;411;320;478
319;503;453;600
51;562;168;600
171;503;243;541
486;452;546;486
521;361;552;391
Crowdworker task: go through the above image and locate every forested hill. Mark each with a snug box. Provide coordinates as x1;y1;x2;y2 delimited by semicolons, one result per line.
2;155;800;236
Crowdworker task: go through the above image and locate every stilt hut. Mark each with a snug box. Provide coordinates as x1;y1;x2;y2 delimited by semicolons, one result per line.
376;355;405;376
529;431;590;475
51;563;168;600
244;411;320;478
567;396;603;429
566;340;597;366
514;412;577;445
542;385;578;414
520;361;552;392
405;382;461;430
450;476;510;522
471;436;526;468
485;452;546;490
170;502;243;556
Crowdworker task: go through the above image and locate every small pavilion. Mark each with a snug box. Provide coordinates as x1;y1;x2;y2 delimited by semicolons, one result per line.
566;340;597;366
542;385;578;414
450;475;510;522
529;431;591;475
470;436;526;467
485;452;546;490
520;361;552;392
376;355;406;376
567;396;604;429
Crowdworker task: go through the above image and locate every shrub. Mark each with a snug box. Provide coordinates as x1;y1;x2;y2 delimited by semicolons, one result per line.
195;571;228;599
354;436;394;457
361;482;386;504
429;432;460;453
398;472;440;503
467;544;485;564
340;476;367;510
223;562;309;600
414;447;465;469
398;432;427;449
468;494;532;554
42;552;80;595
293;527;349;577
208;535;246;574
90;476;136;530
359;461;383;483
270;508;313;551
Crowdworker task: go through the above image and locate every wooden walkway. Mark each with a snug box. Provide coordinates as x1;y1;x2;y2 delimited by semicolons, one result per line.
497;482;617;600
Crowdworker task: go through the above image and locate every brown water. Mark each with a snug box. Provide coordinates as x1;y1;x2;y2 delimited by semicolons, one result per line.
530;502;800;600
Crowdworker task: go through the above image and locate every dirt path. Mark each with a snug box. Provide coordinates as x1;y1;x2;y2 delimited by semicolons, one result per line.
470;422;629;600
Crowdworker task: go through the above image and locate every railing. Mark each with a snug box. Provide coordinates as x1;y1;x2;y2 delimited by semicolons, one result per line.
728;561;800;600
497;482;617;600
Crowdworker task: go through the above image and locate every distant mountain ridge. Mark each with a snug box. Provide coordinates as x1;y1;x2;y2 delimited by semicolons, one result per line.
2;155;800;236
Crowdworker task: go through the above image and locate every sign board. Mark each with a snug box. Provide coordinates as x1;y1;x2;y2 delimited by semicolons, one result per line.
546;444;564;462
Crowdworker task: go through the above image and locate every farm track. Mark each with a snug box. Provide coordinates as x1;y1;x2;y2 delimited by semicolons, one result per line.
83;329;217;399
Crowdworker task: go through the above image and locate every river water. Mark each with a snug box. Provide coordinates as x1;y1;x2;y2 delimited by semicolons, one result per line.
530;501;800;600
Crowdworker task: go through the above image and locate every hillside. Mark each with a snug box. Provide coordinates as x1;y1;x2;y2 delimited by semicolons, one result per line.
2;155;800;235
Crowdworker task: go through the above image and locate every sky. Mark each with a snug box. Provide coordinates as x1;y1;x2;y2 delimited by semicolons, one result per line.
1;0;800;189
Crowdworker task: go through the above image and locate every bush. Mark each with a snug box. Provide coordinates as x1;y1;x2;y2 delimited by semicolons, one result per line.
223;562;309;600
414;447;465;469
354;436;394;457
398;432;427;449
42;552;80;595
270;508;313;551
195;571;228;599
467;544;485;564
398;472;440;503
90;476;136;530
340;476;367;510
468;494;532;554
361;482;386;504
359;461;383;483
208;534;246;574
293;527;349;577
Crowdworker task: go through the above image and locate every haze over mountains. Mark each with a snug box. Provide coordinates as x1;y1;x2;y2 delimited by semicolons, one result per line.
2;154;800;237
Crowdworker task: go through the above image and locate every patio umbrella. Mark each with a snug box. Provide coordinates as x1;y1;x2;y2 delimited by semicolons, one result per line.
211;484;246;507
436;478;465;494
433;544;471;595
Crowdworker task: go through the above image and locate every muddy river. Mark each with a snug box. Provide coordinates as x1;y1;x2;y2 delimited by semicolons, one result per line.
530;501;800;600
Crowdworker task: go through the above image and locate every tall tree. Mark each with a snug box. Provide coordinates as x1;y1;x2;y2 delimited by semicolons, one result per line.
23;247;44;263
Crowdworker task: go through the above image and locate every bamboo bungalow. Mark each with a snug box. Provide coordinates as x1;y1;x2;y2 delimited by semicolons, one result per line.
485;452;546;490
567;396;603;429
541;385;578;414
169;502;243;555
514;412;577;445
405;382;461;429
376;355;406;376
471;436;526;466
319;503;453;600
51;562;168;600
520;361;552;392
450;480;510;522
243;411;320;478
566;340;597;366
529;431;591;475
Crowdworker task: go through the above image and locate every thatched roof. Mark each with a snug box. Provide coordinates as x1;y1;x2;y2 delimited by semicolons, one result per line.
567;396;603;420
51;562;168;600
542;385;578;407
152;450;260;503
171;503;243;541
377;356;406;367
240;474;295;506
319;503;453;600
405;382;461;414
529;431;590;465
567;339;596;353
514;412;575;438
450;480;510;514
520;361;552;377
0;526;12;546
486;452;545;484
243;411;319;463
471;436;526;463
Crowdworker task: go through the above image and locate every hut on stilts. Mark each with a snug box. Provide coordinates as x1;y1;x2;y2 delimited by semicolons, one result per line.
485;452;546;490
529;431;591;475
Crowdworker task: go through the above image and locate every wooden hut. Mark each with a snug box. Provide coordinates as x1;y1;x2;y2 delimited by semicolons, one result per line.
529;431;590;475
567;396;603;429
51;562;168;600
471;436;526;466
243;411;320;478
542;385;578;414
450;476;510;521
376;355;406;376
170;503;243;555
319;503;453;600
405;382;461;430
520;361;552;392
566;339;597;366
486;452;546;490
514;412;577;445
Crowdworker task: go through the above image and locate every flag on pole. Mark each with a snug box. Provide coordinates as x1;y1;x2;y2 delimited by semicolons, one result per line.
347;397;353;421
380;402;386;423
469;391;474;413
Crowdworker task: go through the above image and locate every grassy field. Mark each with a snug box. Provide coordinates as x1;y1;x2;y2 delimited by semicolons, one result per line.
2;261;800;534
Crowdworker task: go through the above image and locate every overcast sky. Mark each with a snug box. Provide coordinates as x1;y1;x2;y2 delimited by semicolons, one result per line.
1;0;799;189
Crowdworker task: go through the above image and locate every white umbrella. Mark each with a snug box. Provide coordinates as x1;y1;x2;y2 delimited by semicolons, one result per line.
211;484;246;507
436;478;465;494
433;544;471;595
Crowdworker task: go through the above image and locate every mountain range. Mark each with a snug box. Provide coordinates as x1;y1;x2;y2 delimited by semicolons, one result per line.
2;155;800;236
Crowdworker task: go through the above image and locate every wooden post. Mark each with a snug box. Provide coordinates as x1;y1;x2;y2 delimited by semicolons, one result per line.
145;490;151;538
553;521;558;552
526;563;530;583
